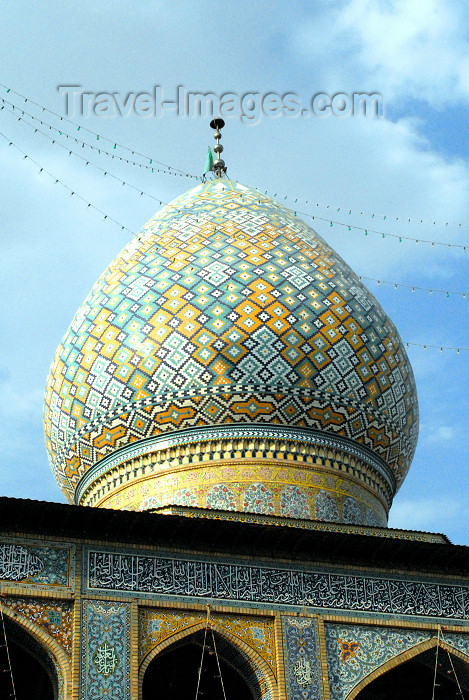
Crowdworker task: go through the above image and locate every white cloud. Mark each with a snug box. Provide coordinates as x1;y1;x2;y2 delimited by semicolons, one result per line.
430;425;455;442
292;0;469;106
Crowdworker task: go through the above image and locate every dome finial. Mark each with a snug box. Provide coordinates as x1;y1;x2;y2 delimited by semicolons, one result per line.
209;117;227;177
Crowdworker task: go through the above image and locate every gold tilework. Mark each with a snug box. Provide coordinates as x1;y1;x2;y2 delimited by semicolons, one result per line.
138;608;276;676
98;461;387;526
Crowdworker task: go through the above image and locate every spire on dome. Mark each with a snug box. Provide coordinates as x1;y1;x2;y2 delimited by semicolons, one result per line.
209;117;227;177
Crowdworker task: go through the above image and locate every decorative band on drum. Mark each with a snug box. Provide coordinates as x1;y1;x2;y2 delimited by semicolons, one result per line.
74;423;395;505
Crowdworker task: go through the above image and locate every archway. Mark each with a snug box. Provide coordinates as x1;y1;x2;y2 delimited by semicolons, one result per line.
353;642;469;700
142;627;265;700
0;615;58;699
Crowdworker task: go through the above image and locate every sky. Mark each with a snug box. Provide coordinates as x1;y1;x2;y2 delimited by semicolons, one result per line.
0;0;468;544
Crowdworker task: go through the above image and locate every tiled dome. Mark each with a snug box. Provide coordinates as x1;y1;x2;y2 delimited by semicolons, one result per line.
44;179;418;526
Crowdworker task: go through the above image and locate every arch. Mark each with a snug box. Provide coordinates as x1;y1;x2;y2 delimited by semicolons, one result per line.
0;603;71;700
139;620;278;700
348;636;469;700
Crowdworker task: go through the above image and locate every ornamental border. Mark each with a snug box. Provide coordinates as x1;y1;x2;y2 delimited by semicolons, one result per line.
53;382;411;479
74;423;395;504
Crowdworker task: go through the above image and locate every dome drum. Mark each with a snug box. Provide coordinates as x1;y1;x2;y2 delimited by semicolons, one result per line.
76;426;392;526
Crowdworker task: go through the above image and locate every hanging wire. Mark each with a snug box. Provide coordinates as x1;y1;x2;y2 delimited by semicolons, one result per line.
405;342;468;354
440;631;466;699
0;83;196;178
0;103;186;202
293;209;468;251
2;86;469;241
257;186;469;231
210;627;228;700
1;126;468;356
0;603;17;700
194;625;208;700
0;97;199;179
3;124;469;303
0;128;136;234
253;193;469;252
446;649;465;699
204;605;227;700
432;627;440;700
2;86;469;247
358;275;468;299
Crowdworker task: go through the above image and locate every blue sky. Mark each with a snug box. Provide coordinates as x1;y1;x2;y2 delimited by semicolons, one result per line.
1;0;468;544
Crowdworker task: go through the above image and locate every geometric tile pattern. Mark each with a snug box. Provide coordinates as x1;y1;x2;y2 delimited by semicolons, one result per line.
44;179;418;506
80;600;131;700
282;616;323;700
325;623;431;700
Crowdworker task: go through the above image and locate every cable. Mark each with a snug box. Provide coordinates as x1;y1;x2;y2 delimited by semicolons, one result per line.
3;92;468;250
432;628;440;700
258;187;469;231
1;127;468;355
0;101;185;203
255;191;469;251
405;342;467;354
0;129;135;235
359;275;468;299
194;626;208;700
210;627;227;700
440;631;466;699
4;119;469;295
0;96;198;179
315;214;468;251
3;86;469;242
446;649;465;699
0;83;197;178
0;603;17;700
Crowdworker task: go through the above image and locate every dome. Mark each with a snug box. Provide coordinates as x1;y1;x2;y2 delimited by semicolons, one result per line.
44;178;418;526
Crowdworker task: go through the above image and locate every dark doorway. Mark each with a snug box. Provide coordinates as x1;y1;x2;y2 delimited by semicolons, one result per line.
143;629;260;700
0;616;56;700
355;646;469;700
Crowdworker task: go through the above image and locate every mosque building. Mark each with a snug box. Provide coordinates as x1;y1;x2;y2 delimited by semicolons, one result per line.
1;121;468;699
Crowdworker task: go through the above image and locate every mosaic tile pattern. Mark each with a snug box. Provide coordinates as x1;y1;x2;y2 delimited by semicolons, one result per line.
280;485;311;519
1;595;72;657
139;608;276;675
283;617;323;700
325;623;431;700
80;600;131;700
44;179;418;508
105;463;387;526
444;633;469;658
314;490;340;522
